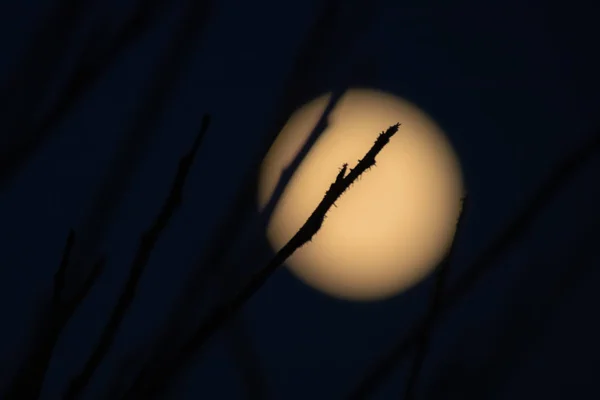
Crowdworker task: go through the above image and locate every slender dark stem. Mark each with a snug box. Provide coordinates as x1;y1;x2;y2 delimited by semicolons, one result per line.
404;197;468;400
3;232;105;400
122;123;401;399
347;128;600;399
65;0;213;278
63;115;210;400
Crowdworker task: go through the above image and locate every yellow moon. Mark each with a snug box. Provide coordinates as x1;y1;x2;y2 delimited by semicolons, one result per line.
257;89;464;301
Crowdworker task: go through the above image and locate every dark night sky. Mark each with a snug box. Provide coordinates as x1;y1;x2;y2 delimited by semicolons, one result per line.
1;0;599;399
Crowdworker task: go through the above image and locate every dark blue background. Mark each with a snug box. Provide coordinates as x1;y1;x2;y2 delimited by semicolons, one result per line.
1;0;599;399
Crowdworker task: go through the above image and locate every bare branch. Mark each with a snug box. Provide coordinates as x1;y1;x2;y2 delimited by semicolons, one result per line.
3;233;104;400
63;115;211;400
347;127;600;399
123;122;401;399
404;196;468;400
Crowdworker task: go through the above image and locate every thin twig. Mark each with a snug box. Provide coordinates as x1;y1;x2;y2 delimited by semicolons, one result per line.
63;115;211;400
66;0;213;282
122;122;401;399
347;127;600;399
426;216;600;399
3;232;105;400
404;196;468;400
120;2;376;389
0;0;177;191
70;256;107;309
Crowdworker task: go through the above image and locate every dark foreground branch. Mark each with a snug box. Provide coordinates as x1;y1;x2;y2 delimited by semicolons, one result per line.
4;231;105;400
348;127;600;399
63;115;211;400
122;122;401;399
404;196;468;400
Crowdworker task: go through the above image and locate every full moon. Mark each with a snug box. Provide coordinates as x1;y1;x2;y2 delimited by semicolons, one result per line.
257;89;464;301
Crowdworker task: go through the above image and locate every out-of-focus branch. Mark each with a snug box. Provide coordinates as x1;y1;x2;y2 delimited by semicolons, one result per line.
65;0;213;295
227;315;270;400
0;0;172;191
404;197;468;400
122;122;401;399
62;115;211;400
426;213;600;399
106;3;347;396
3;231;105;400
121;2;383;394
347;127;600;399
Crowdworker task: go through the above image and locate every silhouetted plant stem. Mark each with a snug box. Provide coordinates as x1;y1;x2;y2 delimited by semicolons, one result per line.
4;231;105;400
122;122;401;399
62;115;211;400
227;315;270;400
425;215;600;399
122;4;381;393
347;128;600;400
404;196;468;400
142;0;349;355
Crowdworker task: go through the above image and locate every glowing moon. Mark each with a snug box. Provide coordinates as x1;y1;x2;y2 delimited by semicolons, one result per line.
257;89;464;301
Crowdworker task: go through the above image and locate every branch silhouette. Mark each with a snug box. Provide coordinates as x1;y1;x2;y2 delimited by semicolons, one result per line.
122;122;401;399
3;231;105;400
347;127;600;399
134;92;344;385
119;2;383;390
119;94;342;399
107;3;351;392
404;196;468;400
62;115;211;400
0;0;191;192
0;0;86;190
64;0;213;303
425;214;600;400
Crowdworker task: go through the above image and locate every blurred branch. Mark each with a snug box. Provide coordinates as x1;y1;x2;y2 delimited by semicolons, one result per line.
347;127;600;399
404;197;468;400
113;2;382;397
260;91;345;230
0;0;172;192
426;215;600;399
63;115;211;400
116;2;350;395
227;315;270;400
63;0;213;290
216;91;344;400
0;0;85;186
148;0;348;337
3;231;105;400
122;122;401;399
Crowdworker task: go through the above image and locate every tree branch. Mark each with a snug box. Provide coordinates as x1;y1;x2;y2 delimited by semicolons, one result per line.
404;196;468;400
3;231;105;400
63;115;211;400
122;122;401;399
347;127;600;399
52;229;75;307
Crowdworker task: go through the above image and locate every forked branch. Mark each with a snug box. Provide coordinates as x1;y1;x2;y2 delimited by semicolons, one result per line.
123;122;401;399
